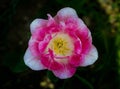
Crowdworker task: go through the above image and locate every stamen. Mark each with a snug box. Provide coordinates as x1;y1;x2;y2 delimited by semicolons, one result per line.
47;33;74;56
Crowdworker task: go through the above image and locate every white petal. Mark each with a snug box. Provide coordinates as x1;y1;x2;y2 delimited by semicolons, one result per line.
55;7;78;20
30;19;47;34
24;48;46;70
80;45;98;66
78;18;87;30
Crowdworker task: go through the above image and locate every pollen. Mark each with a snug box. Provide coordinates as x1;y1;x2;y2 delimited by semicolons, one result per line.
48;33;74;56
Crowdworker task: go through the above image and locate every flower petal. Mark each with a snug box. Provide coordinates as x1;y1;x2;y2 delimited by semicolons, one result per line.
30;19;47;34
77;18;88;30
24;48;46;70
55;7;78;21
52;64;76;79
69;54;82;67
40;54;64;70
38;34;52;53
74;39;82;54
80;45;98;66
29;37;40;57
76;26;92;54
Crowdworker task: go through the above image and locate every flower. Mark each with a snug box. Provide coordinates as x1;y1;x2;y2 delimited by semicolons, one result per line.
24;7;98;79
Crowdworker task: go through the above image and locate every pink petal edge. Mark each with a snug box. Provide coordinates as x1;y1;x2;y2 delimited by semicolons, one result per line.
55;7;78;21
24;48;46;70
30;19;47;34
28;37;40;57
80;45;98;66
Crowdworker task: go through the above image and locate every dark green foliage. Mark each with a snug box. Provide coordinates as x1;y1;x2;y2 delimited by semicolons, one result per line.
47;71;59;83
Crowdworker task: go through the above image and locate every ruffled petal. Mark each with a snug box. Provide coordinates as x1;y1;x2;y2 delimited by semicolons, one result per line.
55;7;78;21
69;55;79;67
52;64;76;79
40;54;64;70
29;37;40;56
38;34;52;53
30;19;47;34
76;26;92;54
24;48;46;70
74;39;82;54
77;18;88;30
76;18;92;41
80;45;98;66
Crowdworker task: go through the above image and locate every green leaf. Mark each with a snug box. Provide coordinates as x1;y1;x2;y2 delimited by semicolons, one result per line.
47;70;59;83
75;74;94;89
12;58;28;73
2;52;27;73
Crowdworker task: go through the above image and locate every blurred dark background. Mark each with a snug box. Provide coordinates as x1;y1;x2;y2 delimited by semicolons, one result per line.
0;0;120;89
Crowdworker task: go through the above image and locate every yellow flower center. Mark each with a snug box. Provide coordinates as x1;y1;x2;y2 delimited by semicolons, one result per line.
47;33;74;56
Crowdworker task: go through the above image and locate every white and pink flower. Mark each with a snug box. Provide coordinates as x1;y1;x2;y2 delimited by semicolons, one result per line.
24;7;98;79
